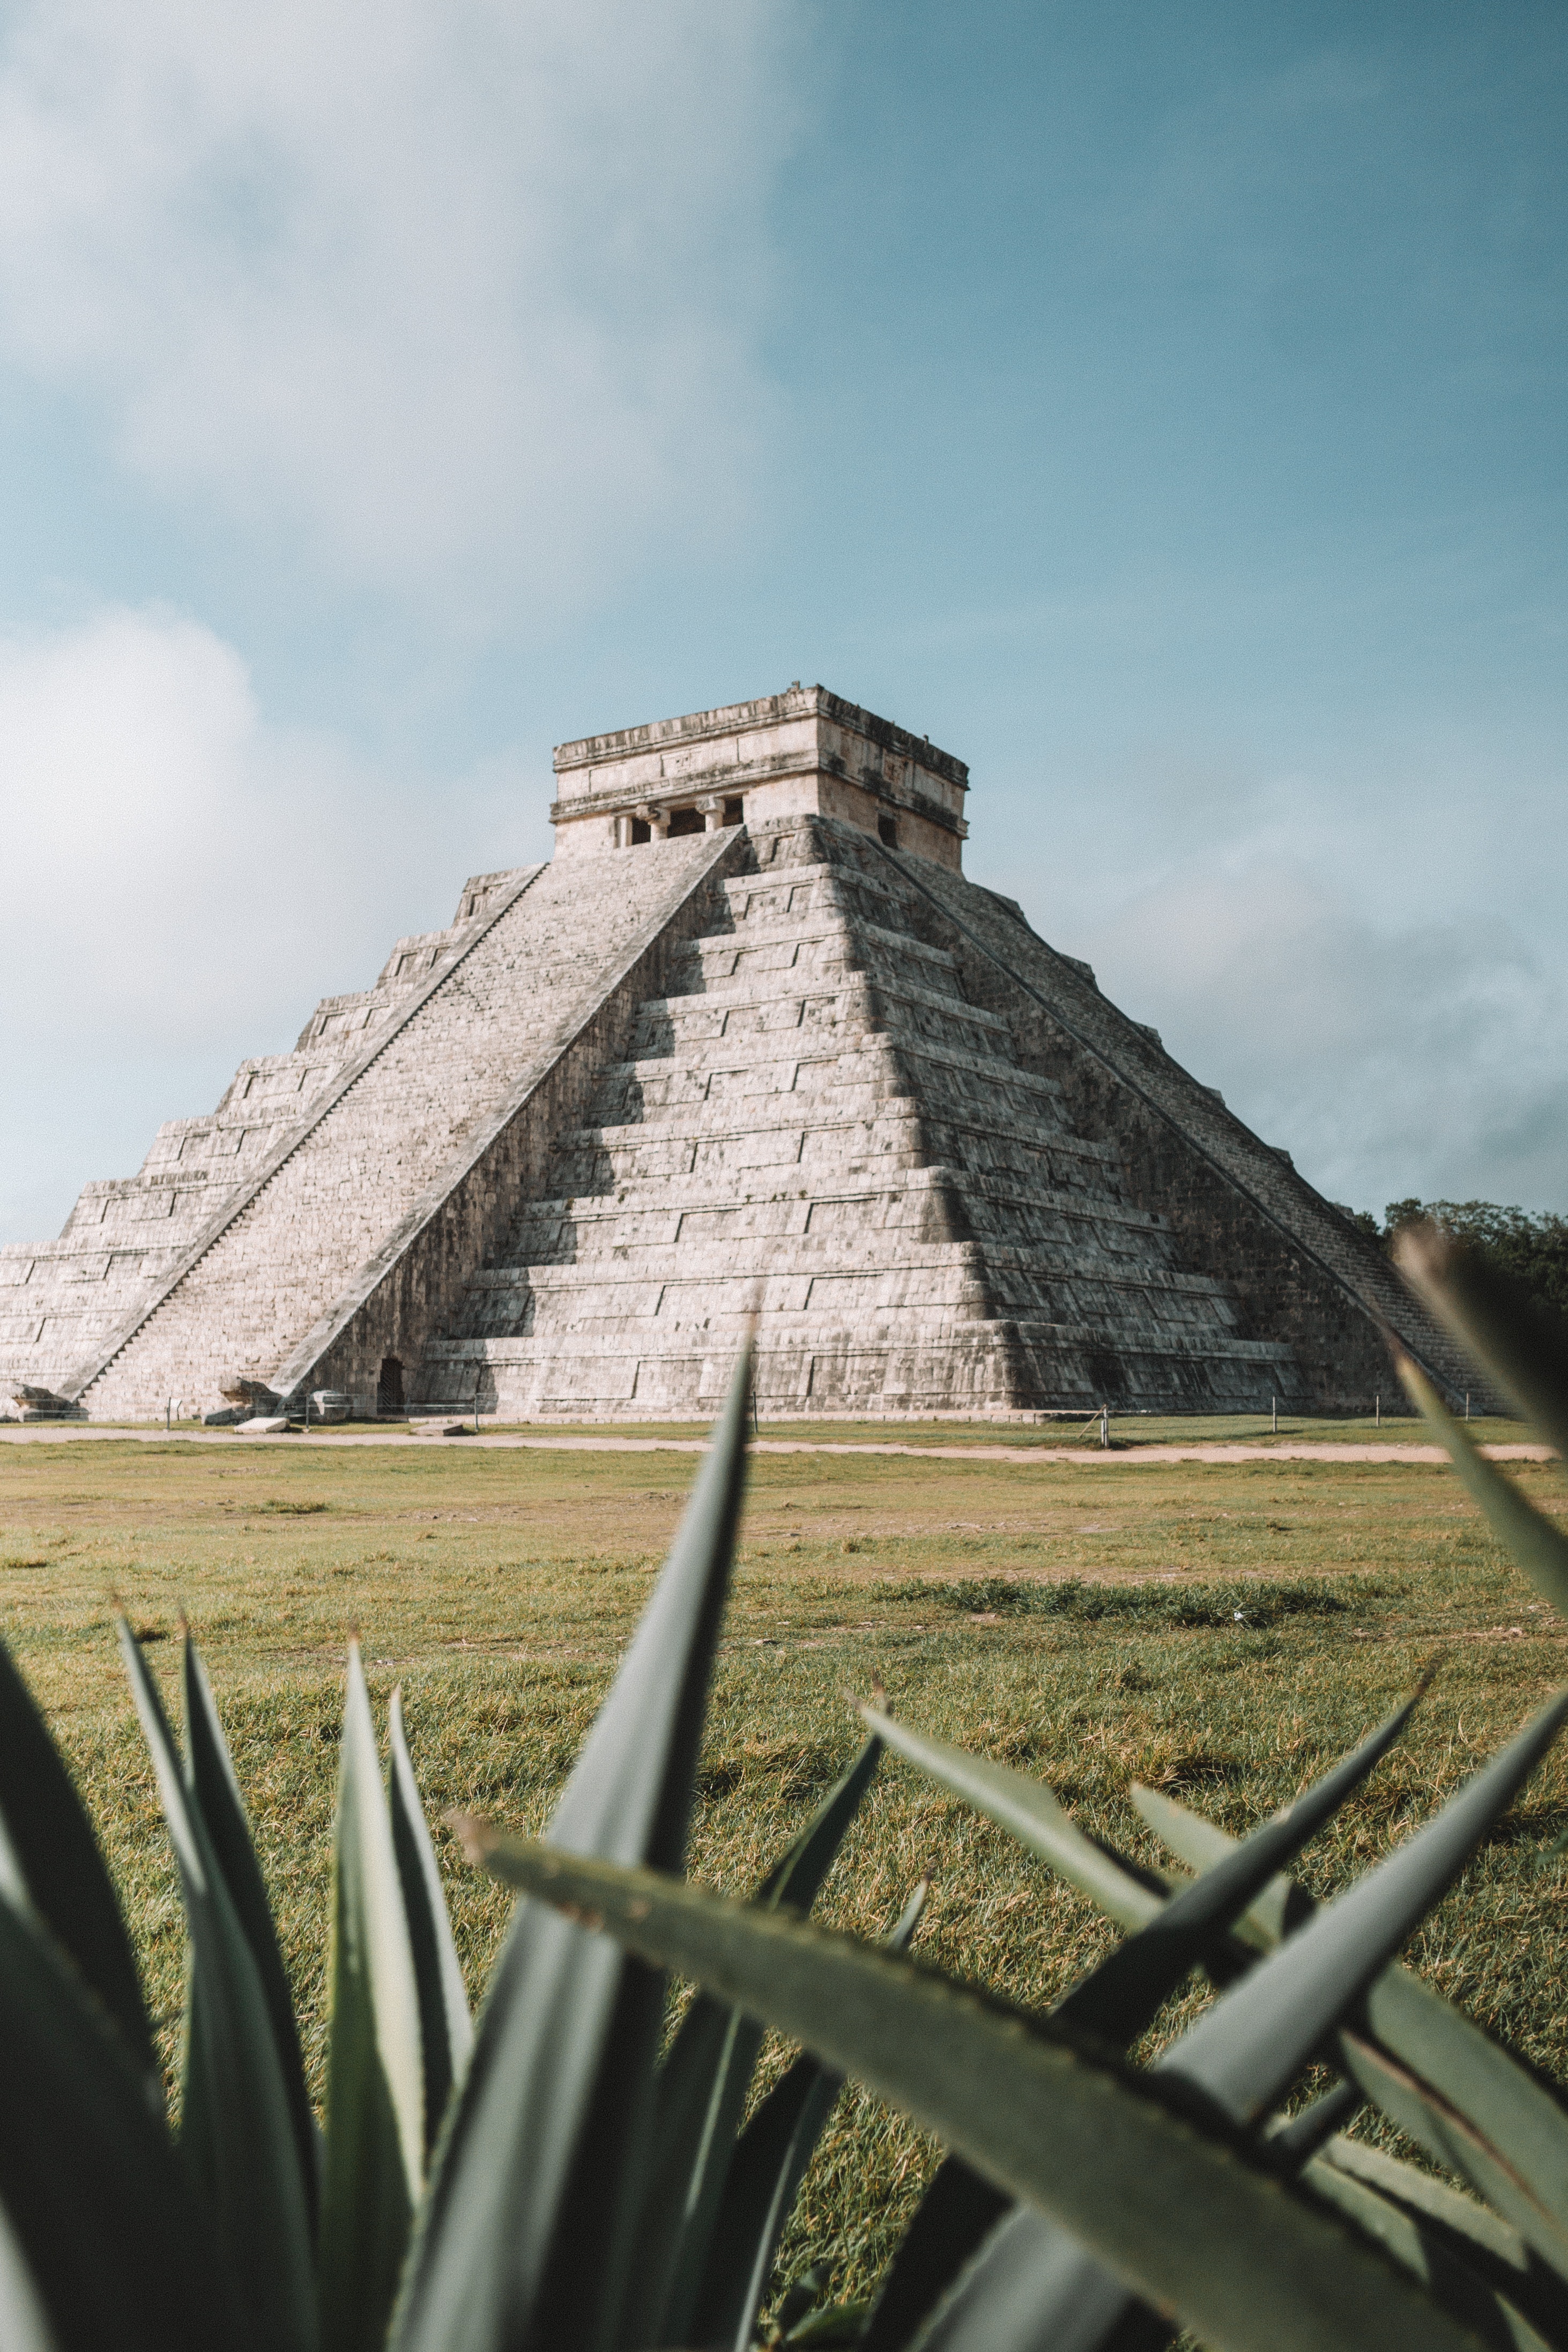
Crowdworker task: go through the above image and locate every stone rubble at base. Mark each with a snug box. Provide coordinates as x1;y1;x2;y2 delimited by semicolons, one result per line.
0;687;1482;1423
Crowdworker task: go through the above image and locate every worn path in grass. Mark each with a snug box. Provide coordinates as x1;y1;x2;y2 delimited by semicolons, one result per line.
4;1430;1568;2303
2;1421;1553;1468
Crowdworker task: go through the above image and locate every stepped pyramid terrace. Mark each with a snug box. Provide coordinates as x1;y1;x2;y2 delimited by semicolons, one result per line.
2;687;1472;1423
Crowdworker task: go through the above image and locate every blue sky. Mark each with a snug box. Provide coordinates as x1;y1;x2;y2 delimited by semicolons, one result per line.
2;1;1564;1242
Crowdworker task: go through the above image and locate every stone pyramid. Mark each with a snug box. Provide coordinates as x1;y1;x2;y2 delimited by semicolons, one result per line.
2;687;1474;1421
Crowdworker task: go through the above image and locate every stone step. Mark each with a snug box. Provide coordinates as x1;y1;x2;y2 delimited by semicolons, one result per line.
58;1184;250;1246
587;1033;1065;1121
633;973;1013;1059
467;1240;1232;1306
716;859;915;919
497;1188;1170;1275
497;1164;1166;1243
576;1064;1076;1145
718;858;870;902
666;909;960;980
661;924;967;1002
552;1095;1117;1183
472;1268;995;1330
639;959;1009;1021
462;1263;1242;1345
416;1312;1296;1419
432;1314;1288;1363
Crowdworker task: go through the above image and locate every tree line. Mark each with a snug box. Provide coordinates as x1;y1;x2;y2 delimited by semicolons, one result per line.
1345;1198;1568;1317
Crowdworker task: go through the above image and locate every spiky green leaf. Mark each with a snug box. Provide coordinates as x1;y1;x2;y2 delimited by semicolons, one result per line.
1303;2151;1553;2351
182;1637;317;2214
389;1686;472;2158
320;1644;425;2352
869;1697;1421;2352
1396;1352;1568;1615
0;1633;156;2090
459;1829;1482;2352
859;1707;1163;1933
0;2201;58;2352
630;1731;883;2350
0;1888;236;2352
1131;1780;1285;1941
391;1348;752;2352
118;1619;317;2352
1316;2135;1568;2343
1057;1688;1422;2045
1341;1978;1568;2284
858;2158;1011;2352
1138;1783;1568;2281
647;1695;1557;2352
692;1881;926;2352
1394;1224;1568;1458
1165;1689;1568;2122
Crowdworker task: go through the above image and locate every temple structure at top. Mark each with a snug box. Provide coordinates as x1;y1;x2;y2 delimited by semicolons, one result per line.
549;686;968;867
1;687;1475;1423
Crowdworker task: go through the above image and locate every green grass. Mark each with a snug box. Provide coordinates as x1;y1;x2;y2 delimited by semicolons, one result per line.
3;1433;1568;2308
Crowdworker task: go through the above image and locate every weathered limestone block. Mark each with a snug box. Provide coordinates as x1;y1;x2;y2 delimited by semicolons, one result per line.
6;1383;74;1421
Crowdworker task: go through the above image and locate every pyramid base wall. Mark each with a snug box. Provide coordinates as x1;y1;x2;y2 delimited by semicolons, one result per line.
417;1326;1312;1422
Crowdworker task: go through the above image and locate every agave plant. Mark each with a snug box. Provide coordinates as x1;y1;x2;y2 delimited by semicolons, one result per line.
0;1356;903;2352
463;1238;1568;2352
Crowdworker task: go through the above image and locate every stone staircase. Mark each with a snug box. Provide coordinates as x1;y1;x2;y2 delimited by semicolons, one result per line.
416;825;1300;1418
0;866;532;1405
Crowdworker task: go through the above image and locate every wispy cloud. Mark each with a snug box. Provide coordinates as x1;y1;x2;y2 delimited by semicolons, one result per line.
989;730;1568;1217
0;606;534;1238
1080;855;1568;1212
0;0;798;620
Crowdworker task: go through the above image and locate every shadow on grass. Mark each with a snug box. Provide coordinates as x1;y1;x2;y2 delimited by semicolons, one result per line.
874;1574;1370;1629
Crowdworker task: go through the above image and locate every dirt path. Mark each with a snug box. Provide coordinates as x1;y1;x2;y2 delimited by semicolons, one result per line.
1;1425;1554;1467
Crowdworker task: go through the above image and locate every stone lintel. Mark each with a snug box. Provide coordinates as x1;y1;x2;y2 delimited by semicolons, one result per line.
549;685;970;870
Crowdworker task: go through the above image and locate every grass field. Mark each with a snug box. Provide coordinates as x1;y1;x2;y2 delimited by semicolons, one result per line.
4;1427;1568;2310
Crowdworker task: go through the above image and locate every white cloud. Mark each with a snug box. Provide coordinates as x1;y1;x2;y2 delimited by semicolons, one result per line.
0;605;539;1238
0;0;797;617
977;717;1568;1218
1076;853;1568;1217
